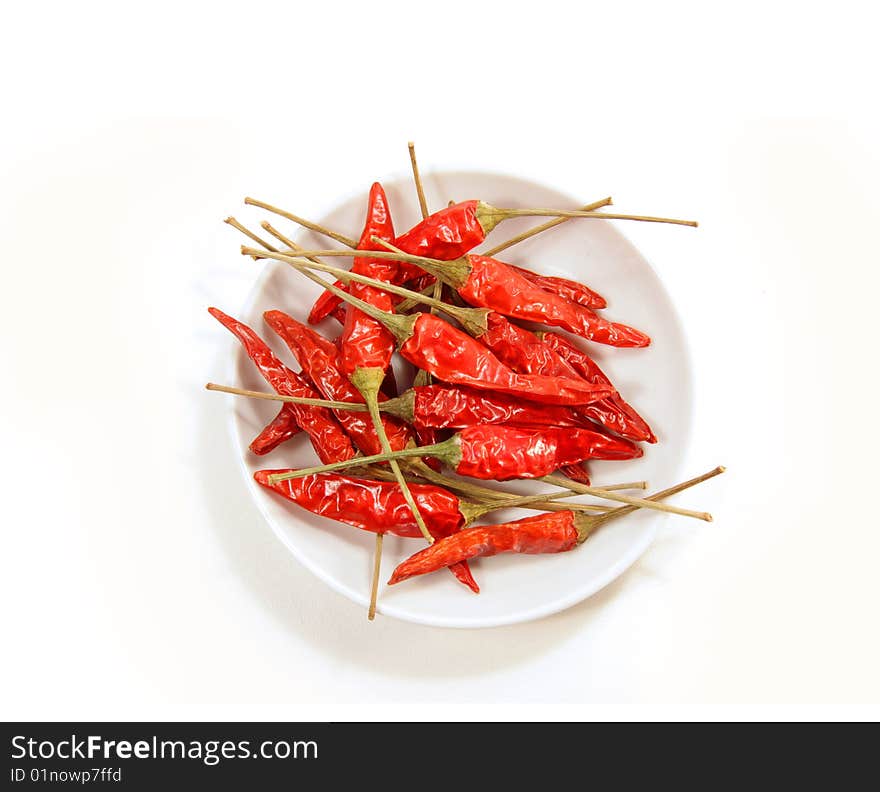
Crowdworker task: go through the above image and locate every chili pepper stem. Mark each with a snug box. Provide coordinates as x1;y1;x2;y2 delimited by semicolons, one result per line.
265;437;462;485
365;462;608;513
258;221;331;269
482;197;613;257
225;217;279;256
372;238;471;290
368;533;383;621
244;197;358;247
540;474;713;521
407;142;439;388
241;247;492;339
351;367;434;546
407;142;429;220
474;202;698;234
242;246;489;333
574;466;725;542
206;382;370;412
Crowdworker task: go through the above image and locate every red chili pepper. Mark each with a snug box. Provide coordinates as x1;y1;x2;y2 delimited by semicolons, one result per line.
393;200;485;260
385;384;597;430
263;310;412;455
208;308;356;464
387;199;695;261
395;312;616;406
540;331;657;444
388;511;582;586
271;424;641;484
308;185;421;324
451;424;642;480
339;183;398;378
249;404;302;456
388;467;725;586
426;253;650;347
476;313;653;445
255;470;478;592
510;265;606;310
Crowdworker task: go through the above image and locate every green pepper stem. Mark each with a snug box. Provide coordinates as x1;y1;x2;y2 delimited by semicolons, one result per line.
476;202;698;230
407;142;430;219
241;247;491;338
243;246;462;318
371;238;472;290
540;474;713;521
253;251;417;344
481;197;613;257
244;197;359;247
206;382;370;411
575;466;725;542
351;367;433;545
265;437;461;485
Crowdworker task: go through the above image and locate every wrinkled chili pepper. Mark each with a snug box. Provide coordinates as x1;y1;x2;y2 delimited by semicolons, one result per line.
475;312;653;445
263;310;412;456
269;424;642;484
388;467;725;585
389;511;583;585
339;183;398;380
249;404;302;455
540;331;657;444
381;384;598;430
208;308;356;464
255;470;478;592
389;311;615;406
407;252;649;347
510;265;606;310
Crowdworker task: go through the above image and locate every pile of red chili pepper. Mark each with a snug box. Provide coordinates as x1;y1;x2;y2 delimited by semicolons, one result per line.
208;144;722;620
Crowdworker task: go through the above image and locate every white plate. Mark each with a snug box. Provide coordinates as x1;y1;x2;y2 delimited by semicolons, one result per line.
227;171;693;628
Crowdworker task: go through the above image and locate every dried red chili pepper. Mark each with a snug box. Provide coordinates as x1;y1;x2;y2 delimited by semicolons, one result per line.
510;265;606;310
540;331;657;444
269;424;641;484
397;251;650;347
208;308;356;464
339;183;398;380
474;312;653;445
381;384;596;430
263;310;412;456
387;467;725;586
389;511;581;585
254;470;478;592
389;200;695;261
249;404;302;456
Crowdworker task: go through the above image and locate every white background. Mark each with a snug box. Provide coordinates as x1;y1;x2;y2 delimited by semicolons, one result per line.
2;1;878;720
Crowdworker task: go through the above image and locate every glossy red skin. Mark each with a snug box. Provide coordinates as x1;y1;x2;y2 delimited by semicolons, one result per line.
264;311;412;455
255;470;478;592
393;200;485;261
477;313;654;444
511;265;606;310
478;312;582;378
542;332;657;444
388;511;579;585
249;404;302;455
455;425;642;481
412;384;594;430
459;256;650;348
340;183;398;377
208;308;356;464
399;313;614;406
